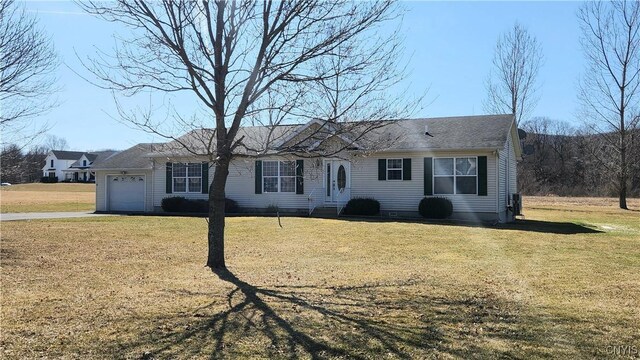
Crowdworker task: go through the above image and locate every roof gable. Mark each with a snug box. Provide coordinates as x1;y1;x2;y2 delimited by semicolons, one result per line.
51;150;86;160
91;145;155;170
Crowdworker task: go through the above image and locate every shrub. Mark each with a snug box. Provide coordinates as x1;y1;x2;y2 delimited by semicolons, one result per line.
161;196;239;213
40;176;58;183
161;196;186;212
343;198;380;216
183;199;208;213
418;197;453;219
225;198;239;213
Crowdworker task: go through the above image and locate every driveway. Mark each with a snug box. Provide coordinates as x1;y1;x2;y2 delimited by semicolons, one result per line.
0;212;115;221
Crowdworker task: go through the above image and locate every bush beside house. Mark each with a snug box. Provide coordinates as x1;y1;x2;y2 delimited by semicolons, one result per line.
343;198;380;216
418;197;453;219
40;176;59;183
161;197;238;214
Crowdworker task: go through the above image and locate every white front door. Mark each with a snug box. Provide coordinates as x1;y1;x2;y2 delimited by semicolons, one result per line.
324;160;350;203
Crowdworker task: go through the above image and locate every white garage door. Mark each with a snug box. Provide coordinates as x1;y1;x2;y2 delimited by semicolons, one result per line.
108;175;145;211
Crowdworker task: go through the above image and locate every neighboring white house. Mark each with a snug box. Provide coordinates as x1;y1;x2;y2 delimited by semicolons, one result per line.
92;114;522;222
42;150;117;182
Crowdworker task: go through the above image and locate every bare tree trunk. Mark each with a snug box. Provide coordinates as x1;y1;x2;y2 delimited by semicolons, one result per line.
207;159;229;269
619;130;627;209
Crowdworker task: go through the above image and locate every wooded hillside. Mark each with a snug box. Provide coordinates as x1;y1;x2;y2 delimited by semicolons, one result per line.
518;118;640;197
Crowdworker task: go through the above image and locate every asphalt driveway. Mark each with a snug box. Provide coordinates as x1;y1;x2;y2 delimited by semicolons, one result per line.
0;212;115;221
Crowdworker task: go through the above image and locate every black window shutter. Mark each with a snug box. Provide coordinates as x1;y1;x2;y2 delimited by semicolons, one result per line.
403;158;412;180
165;162;173;194
378;159;386;180
255;160;262;194
478;156;488;196
296;159;304;194
201;162;209;194
424;157;433;196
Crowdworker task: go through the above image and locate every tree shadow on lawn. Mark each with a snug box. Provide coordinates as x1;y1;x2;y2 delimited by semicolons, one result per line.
496;219;603;234
336;216;603;235
105;269;596;359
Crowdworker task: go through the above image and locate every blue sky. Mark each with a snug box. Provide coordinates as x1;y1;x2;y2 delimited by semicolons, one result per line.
24;1;585;151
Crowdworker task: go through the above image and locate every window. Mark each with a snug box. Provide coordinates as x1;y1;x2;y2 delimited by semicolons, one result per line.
263;160;296;193
50;159;54;168
172;163;202;193
387;159;403;180
433;157;477;195
83;160;87;167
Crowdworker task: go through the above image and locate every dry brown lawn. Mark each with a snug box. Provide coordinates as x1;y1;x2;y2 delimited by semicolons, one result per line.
1;197;639;359
0;183;95;213
526;195;640;212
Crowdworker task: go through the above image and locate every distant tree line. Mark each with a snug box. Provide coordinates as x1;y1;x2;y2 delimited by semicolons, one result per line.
518;117;640;197
0;144;48;184
0;135;69;184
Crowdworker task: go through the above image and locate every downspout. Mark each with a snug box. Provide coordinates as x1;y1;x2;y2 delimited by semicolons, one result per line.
505;121;514;220
151;159;155;212
506;139;510;210
495;150;500;220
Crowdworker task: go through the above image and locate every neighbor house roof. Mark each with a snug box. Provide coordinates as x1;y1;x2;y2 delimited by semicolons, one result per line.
51;150;86;160
91;144;157;170
147;114;517;157
69;151;118;168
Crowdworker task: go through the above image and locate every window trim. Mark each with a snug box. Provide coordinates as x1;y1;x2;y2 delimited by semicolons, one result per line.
433;156;478;195
386;158;403;181
262;160;296;193
172;162;202;193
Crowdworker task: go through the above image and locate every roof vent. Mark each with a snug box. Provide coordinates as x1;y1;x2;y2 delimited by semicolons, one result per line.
424;125;434;137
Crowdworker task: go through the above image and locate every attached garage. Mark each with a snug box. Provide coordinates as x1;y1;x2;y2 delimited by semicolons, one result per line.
107;175;146;212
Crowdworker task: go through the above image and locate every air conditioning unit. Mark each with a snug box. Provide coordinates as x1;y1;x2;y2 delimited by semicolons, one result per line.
511;193;522;216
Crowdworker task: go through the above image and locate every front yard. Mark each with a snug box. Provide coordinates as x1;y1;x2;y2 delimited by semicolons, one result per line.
0;183;95;213
1;197;639;358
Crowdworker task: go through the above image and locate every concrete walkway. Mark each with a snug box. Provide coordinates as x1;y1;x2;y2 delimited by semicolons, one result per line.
0;212;115;221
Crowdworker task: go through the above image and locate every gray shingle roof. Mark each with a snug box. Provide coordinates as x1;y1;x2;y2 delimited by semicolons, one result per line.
51;150;85;160
91;144;157;170
365;114;514;151
69;151;118;168
94;115;516;169
149;114;515;156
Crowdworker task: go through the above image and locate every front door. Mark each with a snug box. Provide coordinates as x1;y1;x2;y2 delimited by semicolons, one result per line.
324;160;350;203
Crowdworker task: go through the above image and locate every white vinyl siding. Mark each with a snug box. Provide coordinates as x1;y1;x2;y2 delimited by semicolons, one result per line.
227;158;320;209
498;131;518;222
153;159;212;206
152;158;319;209
42;154;76;180
351;151;497;214
140;151;504;218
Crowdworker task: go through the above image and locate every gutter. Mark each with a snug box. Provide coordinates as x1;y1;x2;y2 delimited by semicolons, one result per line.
90;167;153;171
144;147;503;159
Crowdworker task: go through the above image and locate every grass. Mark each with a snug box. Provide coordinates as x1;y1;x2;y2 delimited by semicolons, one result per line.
0;183;95;213
1;197;639;359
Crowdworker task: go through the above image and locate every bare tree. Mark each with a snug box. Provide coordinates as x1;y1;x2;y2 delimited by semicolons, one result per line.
484;23;543;126
578;0;640;209
43;135;69;151
0;0;58;142
79;0;416;270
